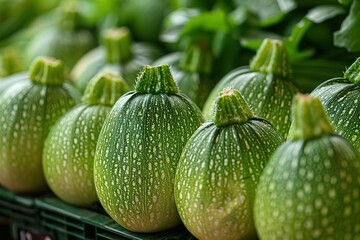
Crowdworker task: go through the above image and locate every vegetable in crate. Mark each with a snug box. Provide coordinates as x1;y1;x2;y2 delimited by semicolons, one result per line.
43;71;129;207
152;44;214;109
0;57;81;193
71;27;162;93
94;64;204;232
203;38;298;138
254;94;360;239
174;88;283;240
26;2;96;70
311;57;360;151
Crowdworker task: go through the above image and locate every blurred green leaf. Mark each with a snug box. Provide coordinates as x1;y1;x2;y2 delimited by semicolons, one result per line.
235;0;297;26
306;5;345;23
180;9;230;37
334;0;360;52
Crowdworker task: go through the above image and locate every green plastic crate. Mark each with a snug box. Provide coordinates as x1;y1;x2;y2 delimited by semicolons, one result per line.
0;187;53;240
35;196;196;240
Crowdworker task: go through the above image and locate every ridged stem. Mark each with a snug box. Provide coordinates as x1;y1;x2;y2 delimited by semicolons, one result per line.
59;1;81;31
82;71;129;106
344;57;360;84
213;87;254;127
179;45;213;74
103;27;133;64
0;48;23;78
29;57;65;86
135;65;179;94
288;94;335;140
250;38;291;79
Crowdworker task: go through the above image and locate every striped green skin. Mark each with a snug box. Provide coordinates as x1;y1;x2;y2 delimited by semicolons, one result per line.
202;67;298;138
254;136;360;240
311;77;360;151
175;119;283;240
27;29;96;70
0;72;28;93
94;91;204;233
43;104;111;206
0;80;80;193
71;43;161;93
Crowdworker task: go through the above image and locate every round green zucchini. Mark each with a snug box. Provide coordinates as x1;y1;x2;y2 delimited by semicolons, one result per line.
94;64;204;232
254;94;360;239
202;38;299;138
26;4;96;70
310;57;360;151
174;88;284;240
43;71;129;206
0;57;81;193
71;27;162;93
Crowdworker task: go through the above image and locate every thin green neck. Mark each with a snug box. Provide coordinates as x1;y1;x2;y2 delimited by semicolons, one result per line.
179;45;213;74
82;71;129;106
103;28;133;64
29;57;65;86
213;87;254;127
250;38;291;79
288;94;335;140
344;57;360;84
135;65;179;94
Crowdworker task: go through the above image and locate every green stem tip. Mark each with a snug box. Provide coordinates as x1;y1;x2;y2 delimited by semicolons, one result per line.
288;94;335;140
344;57;360;84
212;87;254;127
82;71;129;106
102;27;133;64
250;38;291;79
29;56;65;86
135;64;179;94
179;44;213;74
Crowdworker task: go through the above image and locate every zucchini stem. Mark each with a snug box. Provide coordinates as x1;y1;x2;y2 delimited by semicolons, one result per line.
29;56;65;86
288;94;335;140
103;28;133;64
213;87;253;127
82;71;129;106
135;64;179;94
250;38;291;79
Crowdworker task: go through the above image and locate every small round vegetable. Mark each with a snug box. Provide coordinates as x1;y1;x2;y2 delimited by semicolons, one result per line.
175;88;283;240
254;94;360;239
311;57;360;151
43;71;129;206
94;64;204;233
0;57;81;193
71;27;162;93
26;3;96;70
203;38;298;138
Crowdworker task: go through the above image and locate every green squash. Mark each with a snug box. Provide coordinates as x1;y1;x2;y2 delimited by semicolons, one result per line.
94;64;204;232
26;3;96;70
0;71;28;94
310;57;360;151
152;44;214;109
0;57;81;193
71;27;162;93
254;94;360;239
43;71;129;206
202;38;299;138
174;88;283;240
